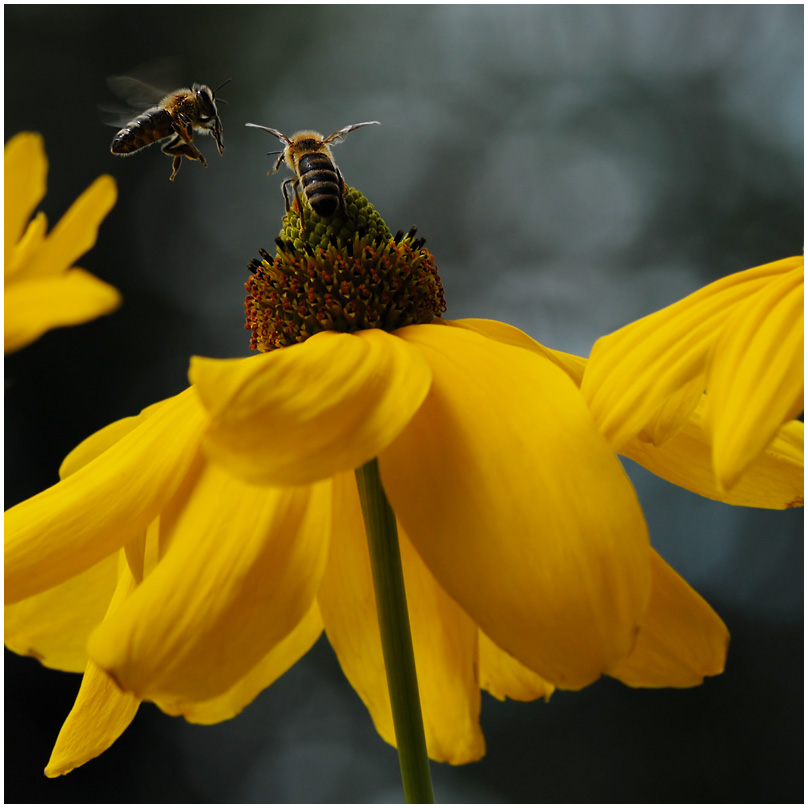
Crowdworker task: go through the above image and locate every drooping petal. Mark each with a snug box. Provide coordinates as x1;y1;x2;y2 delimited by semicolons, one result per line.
21;174;117;279
581;258;800;451
448;317;588;386
191;329;432;486
158;601;323;725
4;552;118;673
478;631;555;702
704;266;804;489
5;387;207;604
319;471;485;764
608;550;729;688
381;324;652;690
44;660;140;778
4;267;121;353
45;553;142;778
88;465;331;704
5;132;47;269
622;404;804;509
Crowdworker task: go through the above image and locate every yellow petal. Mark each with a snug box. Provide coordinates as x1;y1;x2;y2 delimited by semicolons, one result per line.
88;466;331;703
191;328;432;486
59;411;154;479
705;266;804;489
45;555;141;777
23;174;117;279
5;387;206;604
4;267;121;353
582;257;801;450
5;552;118;673
380;324;652;690
158;601;323;725
478;630;555;702
5;132;47;269
622;402;804;509
448;318;586;385
318;471;485;764
7;210;47;279
609;550;729;687
636;373;705;447
44;659;140;777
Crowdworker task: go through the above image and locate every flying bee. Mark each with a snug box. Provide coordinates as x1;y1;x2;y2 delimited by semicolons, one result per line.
109;78;230;181
245;121;380;220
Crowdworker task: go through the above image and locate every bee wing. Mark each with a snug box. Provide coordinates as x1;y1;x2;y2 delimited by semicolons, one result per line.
106;75;170;109
106;56;185;108
323;121;381;145
245;123;291;144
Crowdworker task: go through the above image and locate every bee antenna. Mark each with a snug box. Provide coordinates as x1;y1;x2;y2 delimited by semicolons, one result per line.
245;123;291;145
266;150;283;157
213;78;232;95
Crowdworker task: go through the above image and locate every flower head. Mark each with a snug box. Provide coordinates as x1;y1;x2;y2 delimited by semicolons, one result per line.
6;185;733;775
581;256;804;491
4;133;121;353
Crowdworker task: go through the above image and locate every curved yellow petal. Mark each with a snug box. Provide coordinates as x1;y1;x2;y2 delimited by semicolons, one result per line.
609;550;729;688
5;132;47;268
5;552;118;672
23;174;117;280
4;267;121;353
191;329;432;486
158;601;323;725
44;555;141;777
44;659;140;778
59;412;153;480
582;257;801;450
380;324;652;690
319;471;485;764
448;318;586;385
7;210;47;279
622;402;804;509
88;466;331;704
705;266;804;489
479;630;555;702
5;387;206;604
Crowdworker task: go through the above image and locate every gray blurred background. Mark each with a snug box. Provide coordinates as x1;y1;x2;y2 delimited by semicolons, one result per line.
5;5;803;803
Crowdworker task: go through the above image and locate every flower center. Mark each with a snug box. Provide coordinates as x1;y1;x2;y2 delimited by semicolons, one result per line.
245;186;447;352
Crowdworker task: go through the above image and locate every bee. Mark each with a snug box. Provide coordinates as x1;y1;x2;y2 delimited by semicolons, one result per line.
245;121;380;219
109;78;230;181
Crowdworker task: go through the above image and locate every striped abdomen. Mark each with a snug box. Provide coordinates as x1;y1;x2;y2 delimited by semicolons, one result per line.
111;107;175;154
298;152;342;217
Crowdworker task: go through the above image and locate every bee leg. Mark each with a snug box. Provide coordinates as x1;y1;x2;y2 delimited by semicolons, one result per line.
169;156;183;182
336;167;347;214
281;178;307;232
162;135;208;182
173;113;195;144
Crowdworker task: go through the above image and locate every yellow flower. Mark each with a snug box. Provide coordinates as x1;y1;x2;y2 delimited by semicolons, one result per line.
581;257;804;491
4;132;120;353
9;188;773;777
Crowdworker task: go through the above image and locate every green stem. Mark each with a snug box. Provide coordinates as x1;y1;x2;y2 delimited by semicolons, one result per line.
355;458;435;804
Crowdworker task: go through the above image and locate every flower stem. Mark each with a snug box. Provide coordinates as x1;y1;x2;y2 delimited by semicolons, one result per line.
355;458;435;804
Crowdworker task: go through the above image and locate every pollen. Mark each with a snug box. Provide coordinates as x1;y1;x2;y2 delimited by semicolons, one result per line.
245;186;447;352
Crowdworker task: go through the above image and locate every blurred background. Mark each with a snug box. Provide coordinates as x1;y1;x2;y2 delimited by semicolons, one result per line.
5;5;803;803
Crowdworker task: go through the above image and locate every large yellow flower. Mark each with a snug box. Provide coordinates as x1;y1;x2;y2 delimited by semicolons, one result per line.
581;256;804;491
4;133;120;353
7;189;795;778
